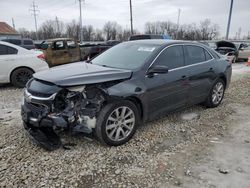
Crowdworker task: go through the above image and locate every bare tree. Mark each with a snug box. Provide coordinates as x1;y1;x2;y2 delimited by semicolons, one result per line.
145;19;219;40
18;28;31;38
82;25;94;41
199;19;219;40
103;21;122;40
66;20;80;41
93;29;105;41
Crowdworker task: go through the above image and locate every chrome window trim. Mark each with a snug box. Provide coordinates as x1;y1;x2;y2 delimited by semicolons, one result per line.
146;43;215;74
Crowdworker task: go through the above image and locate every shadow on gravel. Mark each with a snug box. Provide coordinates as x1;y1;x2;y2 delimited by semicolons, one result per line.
0;83;16;90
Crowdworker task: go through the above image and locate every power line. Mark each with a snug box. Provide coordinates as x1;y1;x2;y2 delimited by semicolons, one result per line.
29;1;40;39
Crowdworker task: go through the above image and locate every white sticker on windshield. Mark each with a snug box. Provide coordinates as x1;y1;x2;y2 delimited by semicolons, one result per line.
138;47;155;52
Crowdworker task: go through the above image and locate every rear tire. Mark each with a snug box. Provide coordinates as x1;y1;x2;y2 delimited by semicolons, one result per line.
11;68;34;88
95;100;140;146
205;79;225;108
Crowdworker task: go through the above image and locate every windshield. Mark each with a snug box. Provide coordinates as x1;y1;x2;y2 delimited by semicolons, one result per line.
91;42;159;70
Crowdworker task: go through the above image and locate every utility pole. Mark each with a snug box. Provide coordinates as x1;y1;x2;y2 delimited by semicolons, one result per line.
11;18;15;30
55;16;60;33
79;0;84;43
237;27;242;39
129;0;134;35
226;0;234;40
177;8;181;30
29;1;39;39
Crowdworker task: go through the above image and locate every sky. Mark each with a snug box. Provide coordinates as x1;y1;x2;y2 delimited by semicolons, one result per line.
0;0;249;39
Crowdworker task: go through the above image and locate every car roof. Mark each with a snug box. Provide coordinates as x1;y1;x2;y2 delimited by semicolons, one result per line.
46;38;74;42
124;39;205;47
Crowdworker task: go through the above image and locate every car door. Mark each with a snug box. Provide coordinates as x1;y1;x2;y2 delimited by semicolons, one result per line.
0;44;18;82
50;40;69;66
183;45;217;105
239;45;250;60
66;40;81;62
145;45;188;120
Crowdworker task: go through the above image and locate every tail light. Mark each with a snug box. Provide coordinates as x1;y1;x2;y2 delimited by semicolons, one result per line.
37;53;45;61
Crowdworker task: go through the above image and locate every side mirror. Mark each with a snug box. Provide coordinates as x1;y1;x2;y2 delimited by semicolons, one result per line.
147;65;169;77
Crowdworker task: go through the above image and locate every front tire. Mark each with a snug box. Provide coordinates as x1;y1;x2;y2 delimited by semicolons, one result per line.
11;68;34;88
95;100;140;146
205;79;225;108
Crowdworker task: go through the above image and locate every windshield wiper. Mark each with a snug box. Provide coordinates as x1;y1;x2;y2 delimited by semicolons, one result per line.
99;64;112;68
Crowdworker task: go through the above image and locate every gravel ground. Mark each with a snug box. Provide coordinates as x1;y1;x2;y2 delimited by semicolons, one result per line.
0;64;250;187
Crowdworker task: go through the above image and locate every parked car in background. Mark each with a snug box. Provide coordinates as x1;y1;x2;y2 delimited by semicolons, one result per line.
79;40;119;60
40;38;81;67
0;41;49;87
207;41;217;50
215;41;238;63
40;38;118;67
129;34;171;41
1;38;35;50
237;43;250;61
21;40;232;150
33;40;44;50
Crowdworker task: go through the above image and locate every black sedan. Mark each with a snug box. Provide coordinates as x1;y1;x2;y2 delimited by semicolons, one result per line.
21;40;232;150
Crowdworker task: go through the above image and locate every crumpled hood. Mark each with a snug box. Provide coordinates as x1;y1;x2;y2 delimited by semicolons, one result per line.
33;62;132;86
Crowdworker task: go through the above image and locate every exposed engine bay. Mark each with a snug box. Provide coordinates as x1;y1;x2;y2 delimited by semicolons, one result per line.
22;83;106;151
215;41;238;63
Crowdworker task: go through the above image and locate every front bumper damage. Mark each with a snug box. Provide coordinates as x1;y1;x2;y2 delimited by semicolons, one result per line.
21;85;105;151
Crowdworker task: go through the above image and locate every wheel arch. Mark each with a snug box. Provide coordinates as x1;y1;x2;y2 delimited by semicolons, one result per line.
218;74;227;87
9;66;35;82
125;96;144;121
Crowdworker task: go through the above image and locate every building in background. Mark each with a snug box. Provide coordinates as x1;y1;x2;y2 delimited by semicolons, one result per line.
0;22;21;40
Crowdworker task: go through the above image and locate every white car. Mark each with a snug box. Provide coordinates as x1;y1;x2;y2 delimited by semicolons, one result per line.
0;41;49;87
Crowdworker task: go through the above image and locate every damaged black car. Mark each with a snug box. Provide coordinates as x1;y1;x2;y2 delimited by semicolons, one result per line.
21;40;232;150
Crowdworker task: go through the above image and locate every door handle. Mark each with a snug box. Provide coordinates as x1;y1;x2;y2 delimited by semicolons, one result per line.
209;67;213;71
182;75;187;79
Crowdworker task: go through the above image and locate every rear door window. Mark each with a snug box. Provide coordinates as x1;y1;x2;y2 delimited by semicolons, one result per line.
53;41;65;50
7;47;18;54
0;45;7;55
204;49;213;61
184;45;206;65
67;40;76;49
0;44;17;55
154;45;184;69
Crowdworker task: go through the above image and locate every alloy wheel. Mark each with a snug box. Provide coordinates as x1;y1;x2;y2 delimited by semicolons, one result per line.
105;106;135;142
16;71;32;86
212;82;224;105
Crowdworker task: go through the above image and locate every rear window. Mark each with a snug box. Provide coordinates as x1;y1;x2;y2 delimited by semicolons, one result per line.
184;45;206;65
0;44;18;55
23;40;33;45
